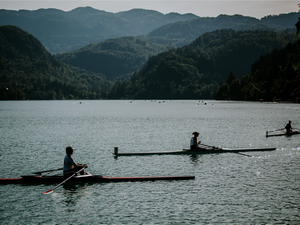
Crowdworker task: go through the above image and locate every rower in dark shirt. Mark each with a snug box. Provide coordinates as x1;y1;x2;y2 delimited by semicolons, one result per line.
285;120;292;134
63;146;88;176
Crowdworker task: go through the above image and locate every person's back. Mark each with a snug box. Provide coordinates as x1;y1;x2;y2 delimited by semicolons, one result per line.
285;121;292;134
63;154;76;172
63;146;87;176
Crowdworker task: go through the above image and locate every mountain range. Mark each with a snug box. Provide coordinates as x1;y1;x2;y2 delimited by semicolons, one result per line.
0;7;197;53
0;7;299;53
0;7;299;101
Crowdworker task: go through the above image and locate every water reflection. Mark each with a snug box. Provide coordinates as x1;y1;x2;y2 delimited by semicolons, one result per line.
61;183;90;209
189;154;202;162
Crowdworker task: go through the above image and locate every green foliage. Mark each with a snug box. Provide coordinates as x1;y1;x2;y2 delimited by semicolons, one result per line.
214;40;300;102
0;25;111;100
56;36;170;80
103;29;297;99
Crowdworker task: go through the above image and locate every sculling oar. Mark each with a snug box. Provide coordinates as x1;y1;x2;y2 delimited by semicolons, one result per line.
266;128;285;137
267;128;285;133
200;143;252;157
42;167;85;194
33;167;63;175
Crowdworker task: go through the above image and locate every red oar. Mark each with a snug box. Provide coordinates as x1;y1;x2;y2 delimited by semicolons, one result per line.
42;167;85;194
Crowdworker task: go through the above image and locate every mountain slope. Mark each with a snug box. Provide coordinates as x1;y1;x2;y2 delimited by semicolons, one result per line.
146;13;300;47
56;36;171;80
214;40;300;102
102;29;298;99
0;25;110;100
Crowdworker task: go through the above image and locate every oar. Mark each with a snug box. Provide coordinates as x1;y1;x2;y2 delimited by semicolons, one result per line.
33;167;63;175
266;128;285;137
42;167;85;194
199;143;252;157
267;128;285;133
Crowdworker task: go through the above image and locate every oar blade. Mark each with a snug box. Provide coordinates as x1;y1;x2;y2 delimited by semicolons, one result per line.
42;189;54;195
41;167;85;195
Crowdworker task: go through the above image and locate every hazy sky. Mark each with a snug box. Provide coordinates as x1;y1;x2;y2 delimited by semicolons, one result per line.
0;1;299;19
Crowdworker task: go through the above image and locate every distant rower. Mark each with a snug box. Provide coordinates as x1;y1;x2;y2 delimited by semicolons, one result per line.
190;131;201;150
285;121;292;134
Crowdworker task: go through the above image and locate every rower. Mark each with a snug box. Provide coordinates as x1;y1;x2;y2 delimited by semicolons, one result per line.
190;131;201;150
285;120;292;134
63;146;88;176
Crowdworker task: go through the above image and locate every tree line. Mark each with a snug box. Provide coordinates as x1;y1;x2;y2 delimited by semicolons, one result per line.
214;40;300;102
101;29;298;99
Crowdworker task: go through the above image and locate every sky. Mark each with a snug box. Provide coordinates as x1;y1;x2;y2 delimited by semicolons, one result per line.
0;0;299;19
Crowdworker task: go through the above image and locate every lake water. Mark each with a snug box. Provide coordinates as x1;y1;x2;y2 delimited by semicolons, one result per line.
0;100;300;224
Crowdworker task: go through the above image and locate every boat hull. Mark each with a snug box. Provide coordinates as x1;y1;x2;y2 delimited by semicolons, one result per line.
114;147;277;156
266;131;300;137
0;175;195;184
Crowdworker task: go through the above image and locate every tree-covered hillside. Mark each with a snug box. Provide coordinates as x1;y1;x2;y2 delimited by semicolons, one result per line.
214;40;300;102
147;13;300;47
0;25;111;100
56;37;171;81
101;29;298;99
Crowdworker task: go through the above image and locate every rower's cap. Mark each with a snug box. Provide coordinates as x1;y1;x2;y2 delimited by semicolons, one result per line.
193;131;199;135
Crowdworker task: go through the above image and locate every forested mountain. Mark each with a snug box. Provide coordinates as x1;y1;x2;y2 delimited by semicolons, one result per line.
101;29;298;99
214;40;300;102
0;7;198;53
56;36;171;81
116;9;198;35
0;7;299;53
0;25;111;100
147;13;300;47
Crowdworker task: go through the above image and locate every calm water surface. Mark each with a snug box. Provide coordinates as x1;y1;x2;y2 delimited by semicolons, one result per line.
0;100;300;224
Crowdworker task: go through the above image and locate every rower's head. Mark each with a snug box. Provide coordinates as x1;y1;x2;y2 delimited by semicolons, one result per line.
289;120;291;124
192;131;199;137
66;146;73;157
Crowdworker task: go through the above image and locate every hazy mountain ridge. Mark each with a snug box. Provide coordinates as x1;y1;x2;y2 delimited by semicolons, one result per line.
0;7;199;53
0;7;299;53
146;13;300;47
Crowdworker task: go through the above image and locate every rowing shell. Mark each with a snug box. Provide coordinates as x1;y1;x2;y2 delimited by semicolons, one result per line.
113;147;277;156
0;174;195;184
266;131;300;137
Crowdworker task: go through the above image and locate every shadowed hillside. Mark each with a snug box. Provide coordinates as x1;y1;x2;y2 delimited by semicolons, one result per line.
0;25;111;100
